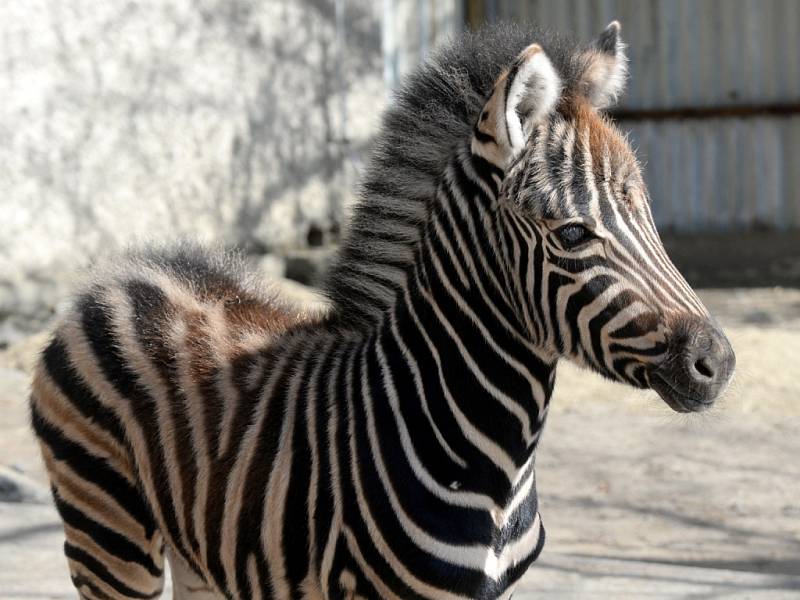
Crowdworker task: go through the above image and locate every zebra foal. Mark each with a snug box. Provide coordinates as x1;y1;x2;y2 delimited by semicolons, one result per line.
30;21;735;600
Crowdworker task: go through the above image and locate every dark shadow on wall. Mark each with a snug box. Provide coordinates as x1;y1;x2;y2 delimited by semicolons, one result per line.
662;231;800;289
5;0;381;256
212;0;382;251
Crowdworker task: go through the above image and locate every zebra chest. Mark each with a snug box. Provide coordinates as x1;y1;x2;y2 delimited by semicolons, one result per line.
322;481;543;600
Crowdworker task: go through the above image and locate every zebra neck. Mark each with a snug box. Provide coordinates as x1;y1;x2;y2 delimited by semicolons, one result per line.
372;145;556;501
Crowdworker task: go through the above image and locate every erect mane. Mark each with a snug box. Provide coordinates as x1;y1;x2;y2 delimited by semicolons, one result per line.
322;22;585;329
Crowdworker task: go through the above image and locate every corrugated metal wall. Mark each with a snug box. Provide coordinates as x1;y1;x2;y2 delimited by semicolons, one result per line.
464;0;800;232
382;0;463;90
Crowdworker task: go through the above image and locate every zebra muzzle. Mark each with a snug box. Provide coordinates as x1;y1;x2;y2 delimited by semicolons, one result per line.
649;316;736;413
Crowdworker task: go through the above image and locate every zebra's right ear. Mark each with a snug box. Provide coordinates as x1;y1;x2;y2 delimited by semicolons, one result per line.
474;44;562;165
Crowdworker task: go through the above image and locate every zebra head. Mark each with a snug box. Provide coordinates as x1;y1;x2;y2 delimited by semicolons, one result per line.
473;22;735;412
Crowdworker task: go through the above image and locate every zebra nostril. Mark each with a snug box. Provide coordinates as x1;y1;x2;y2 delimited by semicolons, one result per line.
692;356;714;380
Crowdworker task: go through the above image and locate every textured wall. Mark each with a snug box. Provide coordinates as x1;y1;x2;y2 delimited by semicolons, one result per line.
0;0;384;328
381;0;463;88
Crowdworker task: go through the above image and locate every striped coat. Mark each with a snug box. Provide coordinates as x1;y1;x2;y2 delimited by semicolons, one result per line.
31;20;734;600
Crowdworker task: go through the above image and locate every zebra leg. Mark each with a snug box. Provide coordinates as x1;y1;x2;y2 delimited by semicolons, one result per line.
31;350;166;599
40;442;167;600
167;549;218;599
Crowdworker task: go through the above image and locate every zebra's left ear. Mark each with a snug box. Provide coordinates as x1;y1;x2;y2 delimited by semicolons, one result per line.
579;21;628;109
474;43;562;164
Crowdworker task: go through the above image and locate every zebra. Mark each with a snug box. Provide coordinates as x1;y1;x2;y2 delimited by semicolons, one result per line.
30;20;735;600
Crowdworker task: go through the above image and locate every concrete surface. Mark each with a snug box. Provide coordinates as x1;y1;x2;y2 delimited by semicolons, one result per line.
1;286;799;598
0;0;385;331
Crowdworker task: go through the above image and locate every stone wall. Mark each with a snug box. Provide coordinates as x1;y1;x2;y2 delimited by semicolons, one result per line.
0;0;385;338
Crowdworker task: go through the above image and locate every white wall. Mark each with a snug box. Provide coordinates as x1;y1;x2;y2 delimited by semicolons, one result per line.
0;0;386;327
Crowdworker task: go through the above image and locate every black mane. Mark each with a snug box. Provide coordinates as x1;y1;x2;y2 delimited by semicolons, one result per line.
322;22;584;328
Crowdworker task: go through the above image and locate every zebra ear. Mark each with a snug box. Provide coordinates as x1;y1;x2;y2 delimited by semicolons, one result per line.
579;21;628;109
506;45;562;148
475;44;561;163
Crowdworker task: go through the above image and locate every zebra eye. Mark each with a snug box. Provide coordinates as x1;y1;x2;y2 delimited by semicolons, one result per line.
556;224;593;249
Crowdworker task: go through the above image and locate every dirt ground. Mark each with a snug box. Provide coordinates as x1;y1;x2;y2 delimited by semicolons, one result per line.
1;285;798;599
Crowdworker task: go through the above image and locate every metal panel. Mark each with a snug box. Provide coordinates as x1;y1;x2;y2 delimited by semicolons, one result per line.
628;116;800;231
382;0;462;90
476;0;800;110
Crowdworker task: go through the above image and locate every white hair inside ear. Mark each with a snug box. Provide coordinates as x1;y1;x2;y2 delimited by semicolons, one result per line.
504;44;562;154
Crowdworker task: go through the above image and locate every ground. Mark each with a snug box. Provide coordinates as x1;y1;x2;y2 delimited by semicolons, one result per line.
1;285;798;599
